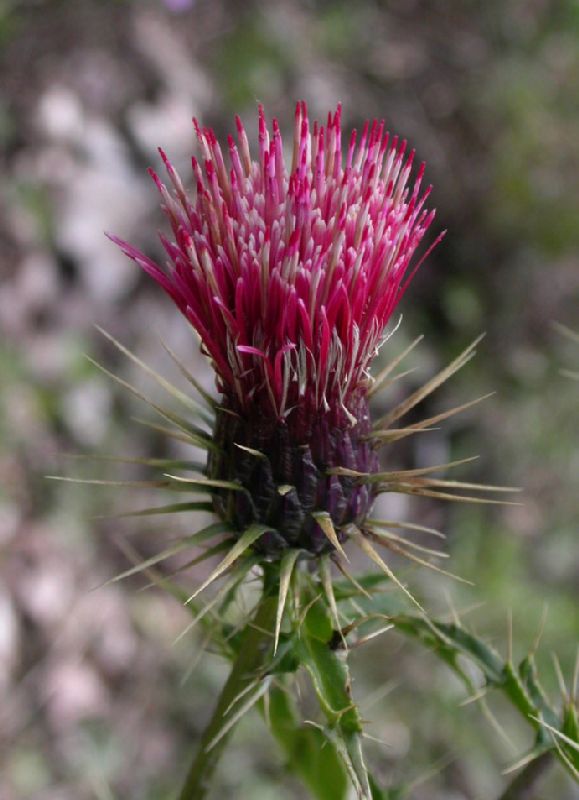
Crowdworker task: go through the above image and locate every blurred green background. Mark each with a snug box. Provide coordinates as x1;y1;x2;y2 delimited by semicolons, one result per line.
0;1;578;798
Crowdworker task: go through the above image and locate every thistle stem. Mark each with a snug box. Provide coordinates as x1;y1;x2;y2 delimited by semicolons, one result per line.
177;579;278;800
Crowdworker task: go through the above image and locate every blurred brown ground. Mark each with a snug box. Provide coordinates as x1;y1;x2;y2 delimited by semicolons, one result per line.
0;1;578;798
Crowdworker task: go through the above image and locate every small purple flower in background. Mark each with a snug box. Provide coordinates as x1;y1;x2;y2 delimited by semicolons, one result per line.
110;102;443;557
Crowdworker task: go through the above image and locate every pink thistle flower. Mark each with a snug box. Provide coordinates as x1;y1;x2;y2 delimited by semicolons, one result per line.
110;102;442;555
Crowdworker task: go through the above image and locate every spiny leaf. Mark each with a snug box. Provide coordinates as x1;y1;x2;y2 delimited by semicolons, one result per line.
186;523;272;603
377;367;417;390
267;686;349;800
330;730;372;800
388;615;476;690
113;537;190;607
104;522;229;585
340;611;396;642
48;474;215;497
563;703;579;745
390;616;504;684
369;535;473;586
96;326;213;423
374;611;579;780
95;501;214;520
297;624;371;798
331;455;479;482
380;455;480;480
502;661;540;724
110;537;232;662
175;555;259;644
367;427;435;445
519;654;559;730
373;335;485;429
170;538;235;574
303;596;333;643
415;477;520;493
320;556;342;634
106;541;189;588
332;572;393;602
383;485;521;506
553;653;570;699
371;392;494;441
180;629;213;687
366;527;448;559
353;621;395;648
530;716;579;754
206;677;273;753
297;635;360;733
312;512;349;561
368;334;424;398
354;533;425;615
47;476;169;488
164;473;244;491
561;706;579;775
274;549;301;654
222;676;267;718
160;337;217;410
131;417;196;445
332;558;374;599
64;452;206;472
234;443;267;459
552;737;579;781
366;518;446;540
86;355;217;452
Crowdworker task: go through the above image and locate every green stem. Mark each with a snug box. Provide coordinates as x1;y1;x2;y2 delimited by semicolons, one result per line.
177;586;278;800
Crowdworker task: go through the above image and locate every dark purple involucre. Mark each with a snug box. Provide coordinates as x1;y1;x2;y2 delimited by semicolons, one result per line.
209;393;379;555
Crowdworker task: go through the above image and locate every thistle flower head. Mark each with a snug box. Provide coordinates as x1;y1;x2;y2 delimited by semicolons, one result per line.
111;102;441;555
111;102;437;423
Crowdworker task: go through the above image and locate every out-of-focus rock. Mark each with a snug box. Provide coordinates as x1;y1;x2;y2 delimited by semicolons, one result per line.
43;659;109;728
62;378;112;446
